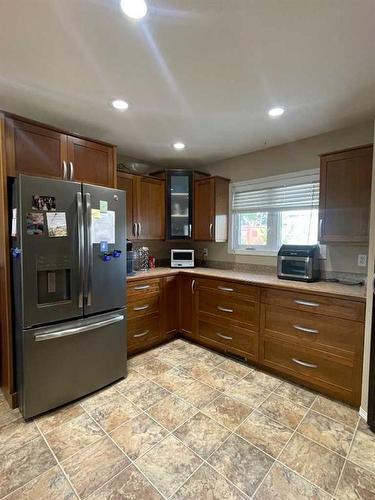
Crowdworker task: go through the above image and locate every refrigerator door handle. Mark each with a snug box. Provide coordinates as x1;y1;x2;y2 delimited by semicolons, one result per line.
84;192;93;306
77;192;84;308
34;314;124;341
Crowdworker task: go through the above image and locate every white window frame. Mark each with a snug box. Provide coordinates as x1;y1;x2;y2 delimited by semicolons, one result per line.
228;169;320;256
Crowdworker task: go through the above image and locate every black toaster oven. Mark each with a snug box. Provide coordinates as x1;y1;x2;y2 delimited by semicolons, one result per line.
277;245;320;282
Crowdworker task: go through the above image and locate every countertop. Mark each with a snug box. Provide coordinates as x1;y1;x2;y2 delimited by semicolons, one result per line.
127;267;367;302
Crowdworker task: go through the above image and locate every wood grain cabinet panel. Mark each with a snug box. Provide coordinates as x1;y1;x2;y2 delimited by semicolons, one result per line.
128;278;161;300
127;294;159;320
162;275;179;338
178;275;197;339
137;176;165;240
117;173;138;240
198;278;259;301
128;314;161;352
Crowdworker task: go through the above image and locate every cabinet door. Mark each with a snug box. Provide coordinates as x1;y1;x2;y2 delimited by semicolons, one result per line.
67;136;115;187
137;177;165;240
167;171;193;239
5;118;67;178
178;275;197;338
117;173;138;239
162;276;179;337
319;146;373;243
194;177;214;240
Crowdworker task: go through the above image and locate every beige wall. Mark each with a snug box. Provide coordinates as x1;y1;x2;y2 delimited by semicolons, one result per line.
197;121;374;274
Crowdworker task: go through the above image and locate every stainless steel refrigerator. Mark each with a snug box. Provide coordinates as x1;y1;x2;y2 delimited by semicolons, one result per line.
11;174;127;419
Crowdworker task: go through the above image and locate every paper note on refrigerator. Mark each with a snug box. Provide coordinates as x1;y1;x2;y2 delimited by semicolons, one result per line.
92;210;115;244
46;212;67;237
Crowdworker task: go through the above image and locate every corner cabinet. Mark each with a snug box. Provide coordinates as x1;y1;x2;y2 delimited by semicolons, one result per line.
319;144;373;243
194;176;230;242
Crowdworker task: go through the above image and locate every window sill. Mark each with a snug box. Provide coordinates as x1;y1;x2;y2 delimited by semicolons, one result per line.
229;249;278;257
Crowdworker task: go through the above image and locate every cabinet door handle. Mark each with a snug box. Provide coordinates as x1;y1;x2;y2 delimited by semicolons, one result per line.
133;223;137;237
138;222;142;237
191;279;195;294
63;161;68;179
133;304;149;311
134;330;149;338
318;218;323;239
209;223;213;238
293;324;319;334
292;358;318;369
188;224;192;238
134;285;150;290
69;161;74;180
294;299;320;308
217;286;234;292
217;306;233;313
216;332;233;341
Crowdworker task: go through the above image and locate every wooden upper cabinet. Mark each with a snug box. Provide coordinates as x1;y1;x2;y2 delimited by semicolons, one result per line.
117;172;138;240
137;176;165;240
67;136;115;187
319;145;373;243
5;117;67;178
194;176;230;242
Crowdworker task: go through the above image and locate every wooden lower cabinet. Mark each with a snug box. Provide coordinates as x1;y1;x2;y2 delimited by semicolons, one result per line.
162;275;179;339
178;275;197;340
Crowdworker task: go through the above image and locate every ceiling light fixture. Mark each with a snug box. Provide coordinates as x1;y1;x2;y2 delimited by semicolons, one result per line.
268;106;285;117
173;142;186;150
120;0;148;19
111;99;129;111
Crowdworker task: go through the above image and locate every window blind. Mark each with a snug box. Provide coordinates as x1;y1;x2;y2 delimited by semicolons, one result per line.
232;180;319;213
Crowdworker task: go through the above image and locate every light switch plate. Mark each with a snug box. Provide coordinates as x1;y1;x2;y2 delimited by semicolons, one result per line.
357;254;367;267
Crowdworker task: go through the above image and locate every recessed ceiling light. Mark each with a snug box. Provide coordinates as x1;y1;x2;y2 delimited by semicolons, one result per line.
120;0;148;19
111;99;129;111
173;142;186;150
268;106;285;117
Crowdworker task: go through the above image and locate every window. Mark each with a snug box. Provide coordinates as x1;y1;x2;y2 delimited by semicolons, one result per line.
230;170;319;255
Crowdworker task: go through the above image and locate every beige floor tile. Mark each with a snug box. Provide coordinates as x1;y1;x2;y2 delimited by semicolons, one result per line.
199;368;240;392
226;378;270;408
259;393;307;430
128;350;159;368
335;460;375;500
158;350;192;366
134;359;173;378
348;430;375;474
0;418;39;455
5;465;77;500
254;462;330;499
45;413;104;461
203;394;252;430
153;367;195;392
174;412;230;459
216;359;252;378
80;386;119;413
36;403;85;434
0;401;22;428
279;433;345;494
61;437;129;499
110;412;168;460
89;394;140;432
298;409;354;456
136;435;202;498
358;416;375;437
244;370;282;391
172;463;246;499
125;380;169;410
88;464;163;499
176;380;221;409
274;380;317;407
236;410;293;458
312;396;359;429
115;369;148;393
147;394;197;431
179;359;215;379
208;434;274;497
0;436;56;498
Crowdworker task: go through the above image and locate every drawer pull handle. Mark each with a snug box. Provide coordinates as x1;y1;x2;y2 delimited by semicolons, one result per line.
216;332;233;340
134;285;150;291
217;306;233;313
294;299;320;308
133;304;150;311
134;330;150;338
293;324;319;335
217;286;234;292
292;358;318;369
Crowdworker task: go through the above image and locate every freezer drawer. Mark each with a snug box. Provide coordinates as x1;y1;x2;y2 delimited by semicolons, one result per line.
18;310;126;419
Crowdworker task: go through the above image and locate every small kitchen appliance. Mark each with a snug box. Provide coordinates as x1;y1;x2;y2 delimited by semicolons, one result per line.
170;249;195;268
277;244;320;282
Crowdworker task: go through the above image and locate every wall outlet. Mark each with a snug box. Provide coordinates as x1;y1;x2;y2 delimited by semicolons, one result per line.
357;254;367;267
203;248;208;257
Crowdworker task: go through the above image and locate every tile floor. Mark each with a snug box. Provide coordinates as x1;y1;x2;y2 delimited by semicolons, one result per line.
1;339;375;499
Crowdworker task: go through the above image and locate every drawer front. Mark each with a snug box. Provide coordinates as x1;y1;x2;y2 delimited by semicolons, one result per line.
261;288;365;322
198;278;259;301
261;338;358;403
263;305;364;357
127;294;159;320
128;279;161;300
199;319;256;358
199;290;259;328
128;314;160;351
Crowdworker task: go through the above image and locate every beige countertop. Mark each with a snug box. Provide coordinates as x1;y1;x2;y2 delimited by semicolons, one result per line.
127;267;367;302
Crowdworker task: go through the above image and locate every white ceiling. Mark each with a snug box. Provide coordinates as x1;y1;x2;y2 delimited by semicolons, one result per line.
1;0;374;166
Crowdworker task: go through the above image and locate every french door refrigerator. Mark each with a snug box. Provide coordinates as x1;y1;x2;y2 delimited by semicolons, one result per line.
11;174;127;419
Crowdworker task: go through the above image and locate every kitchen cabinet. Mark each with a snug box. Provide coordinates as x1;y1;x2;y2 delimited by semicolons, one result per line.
162;275;179;338
194;176;230;242
117;173;138;240
178;275;197;339
319;144;373;243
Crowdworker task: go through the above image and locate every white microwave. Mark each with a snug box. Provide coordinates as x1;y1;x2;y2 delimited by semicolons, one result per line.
170;249;195;268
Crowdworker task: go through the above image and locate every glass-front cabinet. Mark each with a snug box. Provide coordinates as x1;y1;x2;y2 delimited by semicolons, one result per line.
167;170;193;239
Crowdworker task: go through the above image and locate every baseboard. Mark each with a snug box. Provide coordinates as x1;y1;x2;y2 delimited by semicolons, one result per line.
359;407;368;421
